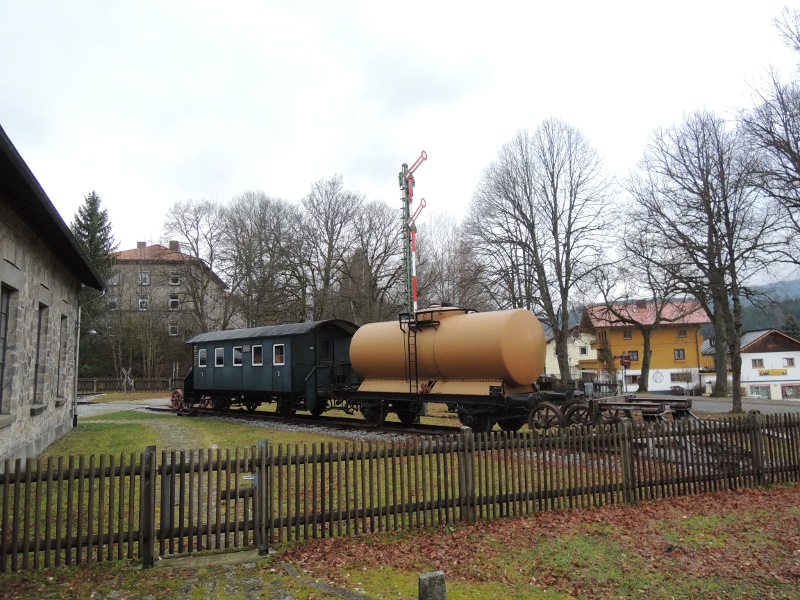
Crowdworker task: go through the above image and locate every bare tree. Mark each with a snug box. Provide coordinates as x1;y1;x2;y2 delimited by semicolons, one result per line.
163;199;234;333
301;175;362;320
739;9;800;265
221;191;306;326
416;213;492;310
469;118;614;378
336;200;404;324
626;111;784;411
592;238;703;393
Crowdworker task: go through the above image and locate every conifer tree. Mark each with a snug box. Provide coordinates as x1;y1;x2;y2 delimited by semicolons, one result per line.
71;190;118;274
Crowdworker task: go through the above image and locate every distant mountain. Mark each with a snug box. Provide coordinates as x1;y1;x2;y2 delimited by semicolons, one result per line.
752;278;800;301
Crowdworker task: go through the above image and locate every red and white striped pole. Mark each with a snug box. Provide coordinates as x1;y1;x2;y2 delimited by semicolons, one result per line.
409;198;426;312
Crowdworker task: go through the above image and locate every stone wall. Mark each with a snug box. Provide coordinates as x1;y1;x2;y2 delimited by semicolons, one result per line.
0;199;81;471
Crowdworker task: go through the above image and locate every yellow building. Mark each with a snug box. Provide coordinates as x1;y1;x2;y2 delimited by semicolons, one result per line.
578;300;709;393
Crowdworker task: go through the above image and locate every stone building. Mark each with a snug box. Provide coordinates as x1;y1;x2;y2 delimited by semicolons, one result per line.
0;124;104;469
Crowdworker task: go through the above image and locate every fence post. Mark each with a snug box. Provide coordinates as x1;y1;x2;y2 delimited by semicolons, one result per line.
619;422;637;504
141;445;157;568
458;427;476;524
748;413;767;486
419;570;446;600
254;439;269;555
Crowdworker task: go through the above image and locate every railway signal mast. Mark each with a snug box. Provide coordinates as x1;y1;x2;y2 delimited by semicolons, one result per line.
399;150;427;314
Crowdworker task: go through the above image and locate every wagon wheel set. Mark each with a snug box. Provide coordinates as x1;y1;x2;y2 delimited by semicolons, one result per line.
526;400;628;433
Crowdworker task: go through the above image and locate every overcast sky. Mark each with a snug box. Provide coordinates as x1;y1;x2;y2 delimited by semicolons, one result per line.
1;1;797;251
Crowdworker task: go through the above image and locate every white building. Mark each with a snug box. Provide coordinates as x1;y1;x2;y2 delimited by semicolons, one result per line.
738;330;800;400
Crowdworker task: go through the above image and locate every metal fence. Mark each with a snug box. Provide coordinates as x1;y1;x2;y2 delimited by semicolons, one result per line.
77;378;181;394
2;413;799;572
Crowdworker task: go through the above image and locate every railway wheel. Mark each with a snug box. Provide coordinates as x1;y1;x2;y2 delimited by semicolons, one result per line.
170;389;184;411
459;411;494;433
391;402;419;427
362;404;387;427
310;399;327;418
214;398;231;413
602;408;632;425
498;414;527;432
563;403;595;427
245;401;259;412
527;402;564;433
277;400;296;419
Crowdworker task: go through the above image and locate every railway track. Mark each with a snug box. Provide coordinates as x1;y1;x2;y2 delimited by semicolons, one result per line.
147;404;462;437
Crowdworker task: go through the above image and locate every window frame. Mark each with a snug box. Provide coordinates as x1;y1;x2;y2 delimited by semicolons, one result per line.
628;350;639;362
138;294;149;311
273;344;286;366
674;348;686;361
783;357;795;368
169;272;181;286
168;324;178;337
215;347;224;367
752;358;764;368
138;271;150;286
232;346;243;367
169;294;179;310
623;329;632;340
252;345;263;366
198;348;207;367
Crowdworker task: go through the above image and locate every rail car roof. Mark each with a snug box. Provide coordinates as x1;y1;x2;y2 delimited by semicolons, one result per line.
186;319;359;344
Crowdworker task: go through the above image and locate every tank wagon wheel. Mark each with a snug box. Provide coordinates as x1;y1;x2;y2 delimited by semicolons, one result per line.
527;402;564;433
170;389;184;411
563;403;596;428
362;405;387;427
458;411;495;433
391;402;419;427
310;400;327;418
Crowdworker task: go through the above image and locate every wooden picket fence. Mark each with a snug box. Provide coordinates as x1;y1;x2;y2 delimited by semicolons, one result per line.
2;413;800;572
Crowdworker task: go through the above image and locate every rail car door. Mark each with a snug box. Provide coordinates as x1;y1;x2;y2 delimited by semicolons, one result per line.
271;338;290;394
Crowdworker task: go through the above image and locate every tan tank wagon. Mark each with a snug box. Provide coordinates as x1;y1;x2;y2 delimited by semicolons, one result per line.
349;306;547;430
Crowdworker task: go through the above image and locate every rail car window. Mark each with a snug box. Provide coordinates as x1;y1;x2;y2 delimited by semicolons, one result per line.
233;346;243;366
321;339;333;362
273;344;285;366
215;347;224;367
198;349;207;367
252;345;263;366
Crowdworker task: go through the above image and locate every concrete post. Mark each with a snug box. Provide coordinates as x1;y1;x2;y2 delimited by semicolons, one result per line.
419;570;446;600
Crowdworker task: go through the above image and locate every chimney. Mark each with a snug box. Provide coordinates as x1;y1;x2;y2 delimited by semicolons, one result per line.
169;240;180;252
137;241;147;249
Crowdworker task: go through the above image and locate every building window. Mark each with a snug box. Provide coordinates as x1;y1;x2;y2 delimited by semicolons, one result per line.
579;346;588;356
233;346;243;366
598;330;607;341
168;324;178;337
198;348;207;367
784;357;795;368
108;294;118;310
34;303;48;405
169;294;179;310
170;272;180;285
752;358;764;368
671;372;692;383
57;315;68;397
678;327;687;338
674;349;686;361
138;271;150;286
628;350;639;362
0;285;16;413
138;294;149;311
215;347;224;367
273;344;285;366
623;329;632;340
252;345;263;366
108;273;119;286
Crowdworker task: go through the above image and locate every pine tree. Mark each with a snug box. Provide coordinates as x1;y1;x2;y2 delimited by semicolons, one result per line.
71;191;118;273
783;315;800;340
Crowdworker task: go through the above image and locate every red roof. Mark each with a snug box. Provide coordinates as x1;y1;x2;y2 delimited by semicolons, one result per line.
114;242;188;262
585;300;709;327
